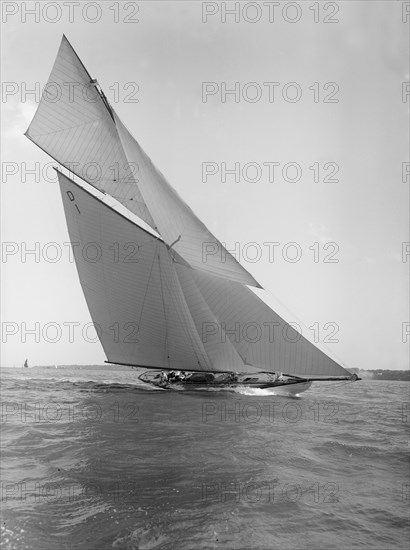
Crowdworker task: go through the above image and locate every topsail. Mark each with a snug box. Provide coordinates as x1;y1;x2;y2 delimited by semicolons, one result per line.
26;36;355;381
26;35;259;288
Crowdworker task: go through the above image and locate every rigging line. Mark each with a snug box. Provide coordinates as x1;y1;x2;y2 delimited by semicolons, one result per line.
90;80;114;121
128;235;163;253
261;286;350;370
67;179;110;341
157;244;170;368
161;262;206;369
136;240;160;341
189;271;247;367
166;235;181;251
173;271;206;369
98;204;112;339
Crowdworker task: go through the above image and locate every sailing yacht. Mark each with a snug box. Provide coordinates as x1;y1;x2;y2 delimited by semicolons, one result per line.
25;36;359;394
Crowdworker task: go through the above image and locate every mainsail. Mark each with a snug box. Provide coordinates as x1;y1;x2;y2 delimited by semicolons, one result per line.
26;36;354;380
57;170;211;371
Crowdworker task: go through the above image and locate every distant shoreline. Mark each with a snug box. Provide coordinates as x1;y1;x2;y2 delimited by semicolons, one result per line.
358;369;410;381
1;364;409;381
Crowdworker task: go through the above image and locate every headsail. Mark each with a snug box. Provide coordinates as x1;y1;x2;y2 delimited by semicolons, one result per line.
186;269;352;378
175;264;246;371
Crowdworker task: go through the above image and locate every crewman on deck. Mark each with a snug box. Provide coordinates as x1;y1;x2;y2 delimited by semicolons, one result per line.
160;371;168;386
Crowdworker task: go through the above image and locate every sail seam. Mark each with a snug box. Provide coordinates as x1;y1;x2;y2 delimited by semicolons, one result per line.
27;113;112;139
155;251;204;368
157;248;170;367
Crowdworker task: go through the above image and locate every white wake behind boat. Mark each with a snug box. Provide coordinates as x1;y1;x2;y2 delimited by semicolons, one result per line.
25;36;360;394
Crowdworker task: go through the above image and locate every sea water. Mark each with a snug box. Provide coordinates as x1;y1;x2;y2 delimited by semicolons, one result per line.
1;365;409;549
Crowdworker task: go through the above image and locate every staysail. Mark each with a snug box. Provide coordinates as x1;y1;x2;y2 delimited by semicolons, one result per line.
27;36;354;379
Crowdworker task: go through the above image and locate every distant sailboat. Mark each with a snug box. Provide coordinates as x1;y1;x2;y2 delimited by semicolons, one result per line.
23;359;29;369
25;36;360;394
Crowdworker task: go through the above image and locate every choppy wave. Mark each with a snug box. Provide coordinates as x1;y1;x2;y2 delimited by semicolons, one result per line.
1;366;409;549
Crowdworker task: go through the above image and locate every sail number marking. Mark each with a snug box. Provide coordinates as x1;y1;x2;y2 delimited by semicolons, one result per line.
66;190;80;214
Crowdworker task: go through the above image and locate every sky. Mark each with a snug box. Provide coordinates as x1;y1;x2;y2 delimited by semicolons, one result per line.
1;0;409;370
